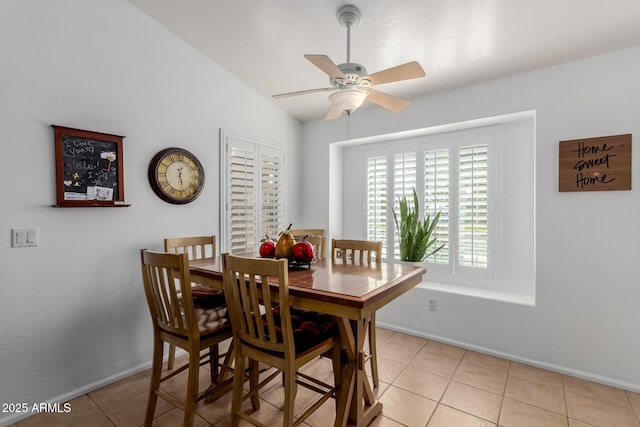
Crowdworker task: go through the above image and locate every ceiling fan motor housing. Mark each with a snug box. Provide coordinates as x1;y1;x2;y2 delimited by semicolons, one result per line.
332;62;370;87
338;62;367;77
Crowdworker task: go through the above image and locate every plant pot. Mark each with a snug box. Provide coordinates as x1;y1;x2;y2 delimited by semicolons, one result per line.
399;260;424;267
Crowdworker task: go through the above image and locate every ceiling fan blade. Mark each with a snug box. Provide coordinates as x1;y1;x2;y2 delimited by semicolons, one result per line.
324;104;344;120
366;88;410;112
365;61;426;86
305;54;346;80
272;87;335;99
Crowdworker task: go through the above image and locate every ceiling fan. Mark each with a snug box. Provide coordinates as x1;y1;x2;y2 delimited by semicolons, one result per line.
273;4;426;120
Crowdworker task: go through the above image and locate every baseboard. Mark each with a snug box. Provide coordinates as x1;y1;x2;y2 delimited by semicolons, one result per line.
376;321;640;394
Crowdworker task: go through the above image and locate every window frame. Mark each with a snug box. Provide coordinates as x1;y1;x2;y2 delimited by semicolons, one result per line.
220;129;286;254
363;126;501;286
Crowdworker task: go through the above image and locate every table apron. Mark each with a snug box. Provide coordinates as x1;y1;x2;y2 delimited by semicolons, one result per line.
189;271;422;321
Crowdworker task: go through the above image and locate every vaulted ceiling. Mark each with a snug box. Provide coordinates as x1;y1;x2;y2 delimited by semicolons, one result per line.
126;0;640;122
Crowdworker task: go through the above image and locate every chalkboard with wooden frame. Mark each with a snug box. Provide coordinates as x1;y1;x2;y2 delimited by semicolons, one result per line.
52;125;130;207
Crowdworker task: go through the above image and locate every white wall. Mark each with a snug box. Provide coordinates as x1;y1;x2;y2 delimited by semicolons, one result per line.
302;46;640;391
0;1;301;424
2;2;638;423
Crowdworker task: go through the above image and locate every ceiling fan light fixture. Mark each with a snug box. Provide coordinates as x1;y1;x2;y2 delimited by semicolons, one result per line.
271;4;425;120
329;88;367;114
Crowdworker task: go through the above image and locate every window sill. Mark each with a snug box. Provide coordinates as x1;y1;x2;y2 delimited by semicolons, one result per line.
419;281;536;306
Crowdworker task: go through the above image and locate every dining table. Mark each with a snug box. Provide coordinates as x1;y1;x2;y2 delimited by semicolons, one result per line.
189;253;426;427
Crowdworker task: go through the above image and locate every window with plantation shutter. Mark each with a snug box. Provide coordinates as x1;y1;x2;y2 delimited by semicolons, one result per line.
364;130;494;280
221;130;285;254
354;114;537;297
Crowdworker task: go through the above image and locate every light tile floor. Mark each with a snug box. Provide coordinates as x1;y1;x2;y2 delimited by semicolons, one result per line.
12;328;640;427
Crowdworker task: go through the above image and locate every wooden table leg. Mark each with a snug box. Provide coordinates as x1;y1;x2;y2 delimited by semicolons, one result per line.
335;318;383;427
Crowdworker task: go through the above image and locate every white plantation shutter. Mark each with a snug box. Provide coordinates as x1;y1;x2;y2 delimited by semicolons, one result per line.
393;152;417;201
260;149;284;241
458;143;489;268
393;152;417;259
221;130;285;254
424;148;450;264
366;155;388;258
364;130;494;280
228;146;257;253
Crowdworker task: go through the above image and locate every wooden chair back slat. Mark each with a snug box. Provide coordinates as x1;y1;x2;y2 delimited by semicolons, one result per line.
331;239;383;265
164;235;216;260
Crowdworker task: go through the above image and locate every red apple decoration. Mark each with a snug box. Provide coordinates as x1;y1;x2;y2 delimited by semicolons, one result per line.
259;235;276;258
292;235;315;263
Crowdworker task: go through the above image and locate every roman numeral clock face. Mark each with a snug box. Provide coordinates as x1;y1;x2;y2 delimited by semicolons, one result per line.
148;148;205;204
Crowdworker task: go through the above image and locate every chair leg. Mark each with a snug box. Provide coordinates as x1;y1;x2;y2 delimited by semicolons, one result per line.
208;345;219;383
331;344;342;389
282;364;298;427
145;338;164;427
368;314;379;388
183;348;200;427
218;339;234;383
167;343;176;370
249;359;260;410
230;352;246;427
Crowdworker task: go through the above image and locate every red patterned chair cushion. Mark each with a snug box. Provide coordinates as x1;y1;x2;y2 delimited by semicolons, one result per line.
191;285;226;309
195;305;230;335
266;306;338;355
191;286;229;335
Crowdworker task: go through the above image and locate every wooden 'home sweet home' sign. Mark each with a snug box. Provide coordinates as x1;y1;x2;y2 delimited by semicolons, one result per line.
559;134;631;192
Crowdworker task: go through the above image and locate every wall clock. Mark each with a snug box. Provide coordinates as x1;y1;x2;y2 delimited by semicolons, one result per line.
148;147;205;204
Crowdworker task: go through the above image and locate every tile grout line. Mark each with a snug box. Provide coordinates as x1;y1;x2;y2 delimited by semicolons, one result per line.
83;392;117;427
495;361;512;427
450;348;500;425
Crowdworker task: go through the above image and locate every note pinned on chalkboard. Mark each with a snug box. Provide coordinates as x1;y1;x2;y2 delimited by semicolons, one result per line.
52;125;129;207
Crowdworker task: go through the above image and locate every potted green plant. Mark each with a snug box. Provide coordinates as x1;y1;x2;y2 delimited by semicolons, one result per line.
393;188;445;262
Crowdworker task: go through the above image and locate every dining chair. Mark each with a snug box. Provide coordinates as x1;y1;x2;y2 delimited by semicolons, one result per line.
140;249;233;427
290;228;326;259
331;238;382;266
330;238;382;387
303;234;325;260
221;253;342;427
290;228;325;238
164;235;216;259
164;235;225;370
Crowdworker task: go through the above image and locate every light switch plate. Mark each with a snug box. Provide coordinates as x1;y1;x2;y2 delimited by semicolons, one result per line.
12;228;38;247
